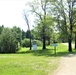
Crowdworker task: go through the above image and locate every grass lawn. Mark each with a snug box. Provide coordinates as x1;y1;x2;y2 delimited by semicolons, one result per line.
0;43;73;75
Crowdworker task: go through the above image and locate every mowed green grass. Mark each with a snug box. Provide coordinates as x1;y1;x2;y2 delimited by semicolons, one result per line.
0;44;69;75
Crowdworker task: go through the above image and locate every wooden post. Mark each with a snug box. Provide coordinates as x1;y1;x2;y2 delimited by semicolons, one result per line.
53;43;58;56
54;46;56;56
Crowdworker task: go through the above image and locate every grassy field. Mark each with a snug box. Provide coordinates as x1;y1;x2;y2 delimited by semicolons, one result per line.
0;43;72;75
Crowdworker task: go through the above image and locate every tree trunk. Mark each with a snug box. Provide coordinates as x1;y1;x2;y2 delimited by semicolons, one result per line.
30;37;32;50
29;31;32;50
75;32;76;49
46;37;50;45
42;30;46;50
48;39;50;45
42;33;46;50
68;36;72;52
41;24;46;50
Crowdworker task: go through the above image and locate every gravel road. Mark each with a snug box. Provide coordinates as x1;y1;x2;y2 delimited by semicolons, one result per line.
54;43;76;75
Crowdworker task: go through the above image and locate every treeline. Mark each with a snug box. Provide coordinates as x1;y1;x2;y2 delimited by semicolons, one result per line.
0;25;43;53
0;25;23;53
24;0;76;52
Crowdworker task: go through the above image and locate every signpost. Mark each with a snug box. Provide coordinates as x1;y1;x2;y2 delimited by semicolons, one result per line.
52;43;58;56
32;41;37;54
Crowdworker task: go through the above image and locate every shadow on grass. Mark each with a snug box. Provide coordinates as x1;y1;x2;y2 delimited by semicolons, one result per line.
0;49;76;57
17;48;75;57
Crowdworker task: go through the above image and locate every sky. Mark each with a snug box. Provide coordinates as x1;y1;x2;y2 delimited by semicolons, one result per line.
0;0;34;31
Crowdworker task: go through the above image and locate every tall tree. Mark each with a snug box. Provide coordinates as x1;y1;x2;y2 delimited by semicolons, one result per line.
27;0;53;49
66;0;76;52
34;15;54;45
73;3;76;49
23;11;32;50
22;30;26;40
52;0;76;52
73;26;76;49
0;25;4;34
12;26;22;46
0;28;18;53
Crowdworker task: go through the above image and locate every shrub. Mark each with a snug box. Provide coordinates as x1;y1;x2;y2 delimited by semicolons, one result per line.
34;40;42;46
21;39;42;47
21;39;30;47
46;40;48;46
0;28;18;53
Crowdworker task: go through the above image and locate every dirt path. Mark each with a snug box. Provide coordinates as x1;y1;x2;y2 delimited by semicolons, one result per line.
53;43;76;75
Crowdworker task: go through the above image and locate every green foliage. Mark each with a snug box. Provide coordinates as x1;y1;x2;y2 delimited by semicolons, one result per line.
34;40;42;46
35;15;54;39
21;39;42;47
45;40;48;45
12;26;22;45
32;15;54;46
21;39;30;47
0;25;4;34
22;30;26;40
0;28;18;53
25;30;30;38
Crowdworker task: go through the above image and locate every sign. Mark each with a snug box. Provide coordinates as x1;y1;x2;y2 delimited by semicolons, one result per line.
53;43;58;47
52;43;58;56
32;45;37;50
32;41;37;50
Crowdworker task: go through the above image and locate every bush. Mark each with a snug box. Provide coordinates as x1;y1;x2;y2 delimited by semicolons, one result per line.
0;28;18;53
34;40;42;46
46;40;48;46
21;39;42;47
21;39;30;47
